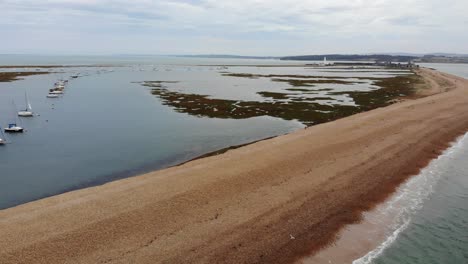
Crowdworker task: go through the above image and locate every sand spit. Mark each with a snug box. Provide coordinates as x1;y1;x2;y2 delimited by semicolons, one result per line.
1;68;468;264
0;65;117;69
0;71;51;82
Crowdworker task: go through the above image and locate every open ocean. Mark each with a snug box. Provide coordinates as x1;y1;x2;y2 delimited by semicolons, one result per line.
354;63;468;264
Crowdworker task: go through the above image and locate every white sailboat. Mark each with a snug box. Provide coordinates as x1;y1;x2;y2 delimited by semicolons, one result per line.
4;101;24;133
46;93;60;98
55;81;65;90
4;123;23;133
18;92;34;117
55;85;65;91
0;129;7;145
49;90;64;94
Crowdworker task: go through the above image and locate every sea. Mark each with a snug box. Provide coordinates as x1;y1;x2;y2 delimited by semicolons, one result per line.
0;55;467;263
354;63;468;264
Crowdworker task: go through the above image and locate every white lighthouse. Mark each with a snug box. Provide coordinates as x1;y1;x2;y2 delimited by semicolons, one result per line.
320;56;331;66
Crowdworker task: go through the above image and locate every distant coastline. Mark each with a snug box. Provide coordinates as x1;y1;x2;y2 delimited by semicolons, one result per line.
174;53;468;64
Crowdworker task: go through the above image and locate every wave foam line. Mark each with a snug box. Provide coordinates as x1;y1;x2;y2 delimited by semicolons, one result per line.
352;132;468;264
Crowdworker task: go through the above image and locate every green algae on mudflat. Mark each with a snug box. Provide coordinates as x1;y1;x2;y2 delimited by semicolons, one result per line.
285;88;313;92
144;83;363;126
221;72;395;87
221;73;261;79
222;72;367;80
317;70;412;73
0;71;51;82
257;91;335;102
270;78;361;87
329;72;424;110
142;70;422;126
257;91;291;100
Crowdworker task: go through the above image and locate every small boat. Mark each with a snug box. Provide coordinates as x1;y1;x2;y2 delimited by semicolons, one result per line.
18;92;34;117
47;93;60;98
49;90;63;94
4;123;23;133
5;101;24;133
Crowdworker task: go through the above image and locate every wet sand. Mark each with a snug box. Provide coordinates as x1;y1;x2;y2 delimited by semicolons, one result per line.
1;68;468;263
297;148;441;264
298;197;398;264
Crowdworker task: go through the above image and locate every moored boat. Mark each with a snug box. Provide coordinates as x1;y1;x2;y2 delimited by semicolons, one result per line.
4;123;24;133
18;92;34;117
49;90;63;94
6;101;25;133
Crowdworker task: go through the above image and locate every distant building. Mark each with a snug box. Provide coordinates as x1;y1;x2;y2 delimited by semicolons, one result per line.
319;56;333;66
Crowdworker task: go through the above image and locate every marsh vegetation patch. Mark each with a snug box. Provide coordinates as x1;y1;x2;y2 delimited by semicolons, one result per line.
0;71;51;82
141;71;423;126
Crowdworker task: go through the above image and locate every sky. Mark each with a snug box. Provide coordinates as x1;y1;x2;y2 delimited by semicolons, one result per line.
1;0;467;56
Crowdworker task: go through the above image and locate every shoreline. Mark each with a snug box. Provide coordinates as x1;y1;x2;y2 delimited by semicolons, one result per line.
0;134;287;211
1;68;468;263
298;132;467;264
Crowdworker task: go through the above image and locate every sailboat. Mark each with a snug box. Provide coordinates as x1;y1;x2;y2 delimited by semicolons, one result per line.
46;93;60;98
49;90;64;94
4;123;23;133
4;101;24;133
0;129;7;145
18;92;34;117
55;81;65;90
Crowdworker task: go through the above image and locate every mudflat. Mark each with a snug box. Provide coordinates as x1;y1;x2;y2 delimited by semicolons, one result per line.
1;68;467;264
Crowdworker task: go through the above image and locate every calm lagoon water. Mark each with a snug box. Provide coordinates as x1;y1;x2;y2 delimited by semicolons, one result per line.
0;57;307;209
0;56;410;209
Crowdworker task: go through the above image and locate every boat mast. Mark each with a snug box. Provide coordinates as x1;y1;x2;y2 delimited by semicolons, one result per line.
25;92;32;111
11;100;22;126
0;127;7;142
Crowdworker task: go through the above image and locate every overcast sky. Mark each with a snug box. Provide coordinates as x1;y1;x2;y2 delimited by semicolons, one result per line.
1;0;467;55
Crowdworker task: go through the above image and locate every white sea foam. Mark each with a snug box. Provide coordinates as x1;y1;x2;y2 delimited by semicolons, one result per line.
353;219;410;264
353;133;468;264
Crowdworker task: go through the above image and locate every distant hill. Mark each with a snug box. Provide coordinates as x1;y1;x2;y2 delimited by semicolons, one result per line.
174;54;280;60
172;53;468;64
423;53;468;57
417;55;468;63
280;54;418;62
